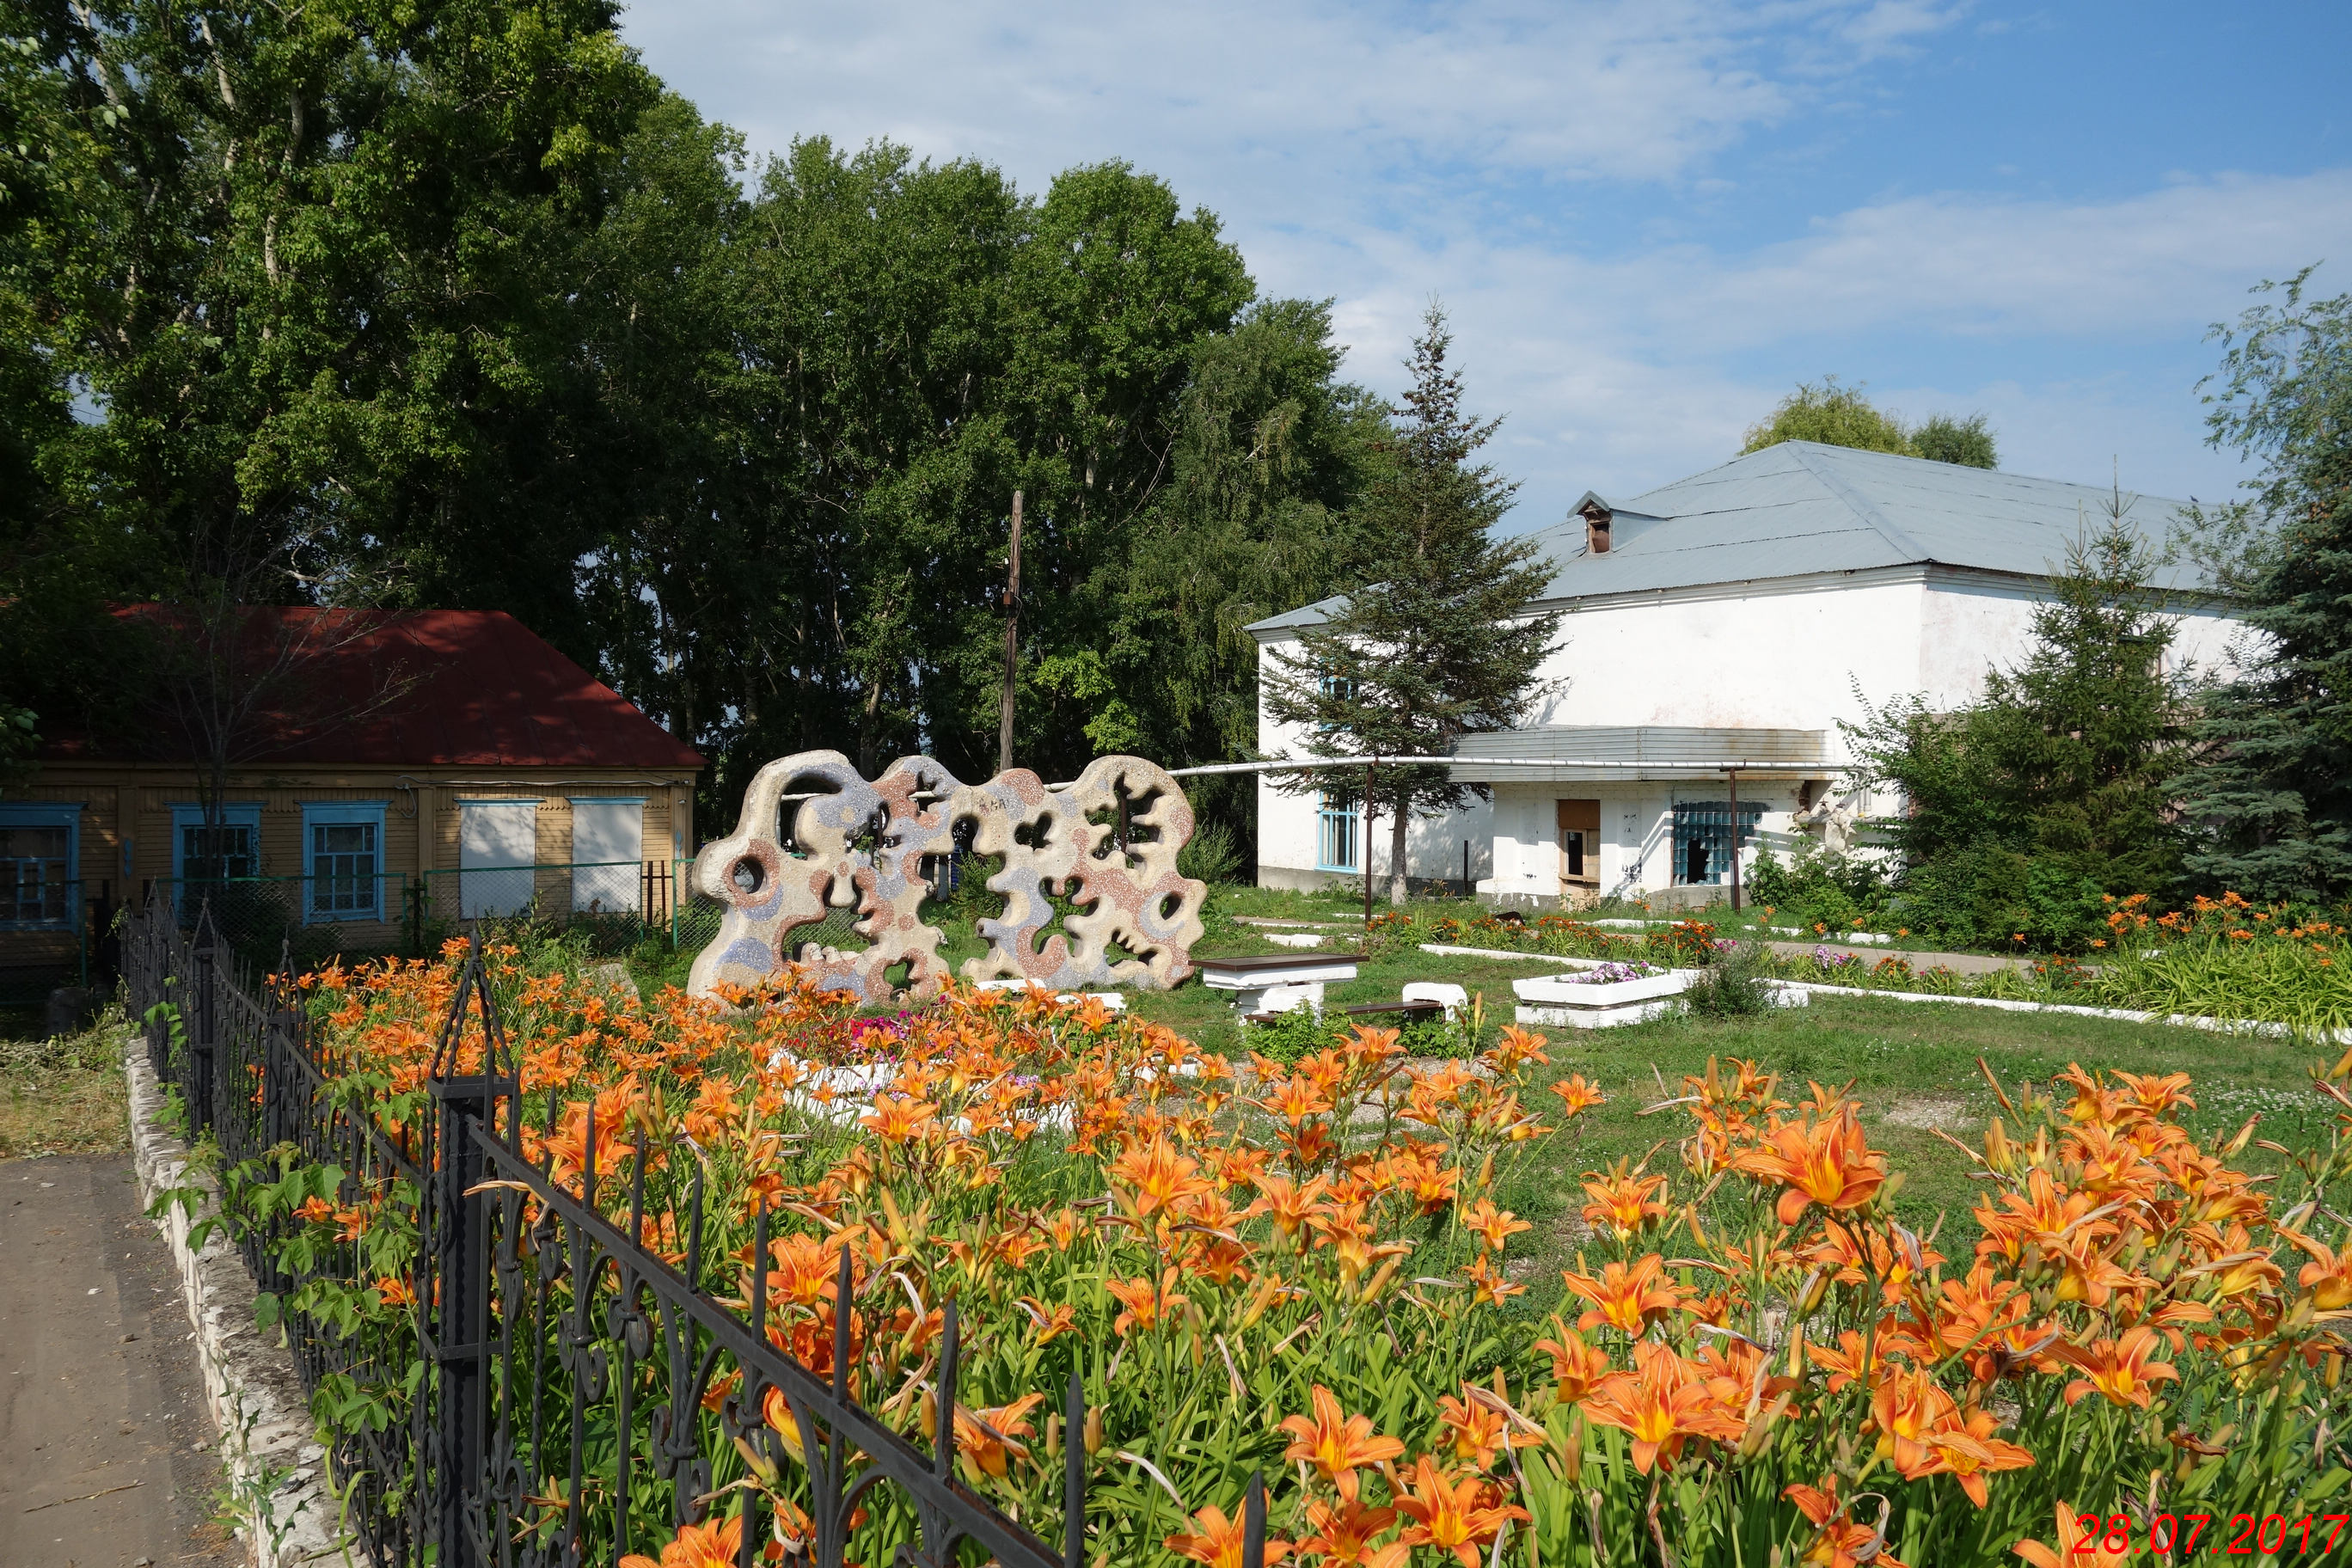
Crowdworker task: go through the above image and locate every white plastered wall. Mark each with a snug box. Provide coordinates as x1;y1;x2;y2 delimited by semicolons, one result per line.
1253;566;2250;897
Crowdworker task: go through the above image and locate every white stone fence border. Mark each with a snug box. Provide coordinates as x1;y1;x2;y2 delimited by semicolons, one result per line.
1415;943;2349;1045
123;1032;348;1568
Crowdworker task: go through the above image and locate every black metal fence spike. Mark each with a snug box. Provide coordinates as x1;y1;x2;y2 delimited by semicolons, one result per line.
1063;1368;1086;1568
583;1097;598;1210
831;1247;853;1400
1243;1471;1267;1568
936;1298;960;1480
751;1197;769;1340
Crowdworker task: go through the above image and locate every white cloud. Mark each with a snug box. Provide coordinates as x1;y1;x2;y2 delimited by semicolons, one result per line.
616;0;2345;525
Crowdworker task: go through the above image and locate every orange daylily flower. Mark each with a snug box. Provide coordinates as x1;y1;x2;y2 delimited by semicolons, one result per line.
1784;1477;1908;1568
1460;1197;1531;1252
2013;1501;2132;1568
2284;1228;2352;1309
1390;1455;1530;1568
1561;1253;1690;1335
1577;1162;1669;1240
1278;1385;1408;1501
2060;1326;2181;1409
1549;1075;1607;1116
1577;1342;1744;1473
953;1392;1045;1479
618;1511;744;1568
1105;1270;1188;1336
1108;1136;1214;1218
1297;1498;1406;1568
1167;1504;1295;1568
1735;1102;1887;1225
1534;1324;1614;1402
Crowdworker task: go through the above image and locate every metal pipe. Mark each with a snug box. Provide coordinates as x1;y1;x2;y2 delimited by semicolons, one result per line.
1152;756;1857;778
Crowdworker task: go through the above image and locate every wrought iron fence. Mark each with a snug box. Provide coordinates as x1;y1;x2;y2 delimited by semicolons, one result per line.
123;885;1267;1568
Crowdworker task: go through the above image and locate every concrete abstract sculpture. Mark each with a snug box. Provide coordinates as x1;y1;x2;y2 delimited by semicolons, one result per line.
687;752;1206;1005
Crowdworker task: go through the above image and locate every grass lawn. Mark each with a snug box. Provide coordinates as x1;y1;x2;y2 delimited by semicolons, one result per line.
0;1015;132;1158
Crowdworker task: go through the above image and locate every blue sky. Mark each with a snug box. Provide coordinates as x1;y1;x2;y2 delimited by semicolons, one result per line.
618;0;2352;532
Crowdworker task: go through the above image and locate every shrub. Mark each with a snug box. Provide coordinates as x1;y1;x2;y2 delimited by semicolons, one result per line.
1683;940;1774;1016
1747;843;1890;932
1176;818;1245;885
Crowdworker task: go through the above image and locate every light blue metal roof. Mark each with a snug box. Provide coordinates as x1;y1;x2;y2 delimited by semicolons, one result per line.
1246;442;2202;634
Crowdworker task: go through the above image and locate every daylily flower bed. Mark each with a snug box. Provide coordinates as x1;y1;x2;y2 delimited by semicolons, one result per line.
252;938;2352;1568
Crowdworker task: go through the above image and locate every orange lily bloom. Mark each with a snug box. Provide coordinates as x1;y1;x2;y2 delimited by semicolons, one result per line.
1735;1103;1887;1226
1561;1254;1689;1336
2013;1501;2132;1568
1577;1342;1744;1473
1278;1385;1408;1501
2060;1326;2181;1409
1549;1075;1607;1116
1167;1504;1295;1568
1105;1270;1188;1336
1390;1455;1530;1568
1107;1136;1214;1218
1460;1197;1531;1252
1578;1162;1669;1240
1297;1498;1406;1568
1784;1477;1908;1568
1534;1324;1614;1402
2284;1228;2352;1309
953;1392;1045;1479
618;1510;744;1568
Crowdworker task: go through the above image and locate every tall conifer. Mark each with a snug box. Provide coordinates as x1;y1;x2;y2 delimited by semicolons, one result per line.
1265;305;1562;903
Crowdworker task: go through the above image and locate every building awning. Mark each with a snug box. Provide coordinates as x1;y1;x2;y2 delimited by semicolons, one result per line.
1447;726;1830;784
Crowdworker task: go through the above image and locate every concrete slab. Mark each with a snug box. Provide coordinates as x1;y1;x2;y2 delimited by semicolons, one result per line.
0;1155;239;1568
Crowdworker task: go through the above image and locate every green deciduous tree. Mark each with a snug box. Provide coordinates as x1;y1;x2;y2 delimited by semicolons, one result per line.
1265;304;1563;903
2171;269;2352;901
1743;378;1999;469
1912;412;1999;469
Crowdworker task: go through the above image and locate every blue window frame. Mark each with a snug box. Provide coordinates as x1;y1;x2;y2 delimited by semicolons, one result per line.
302;801;387;924
0;802;79;928
1316;788;1360;873
1670;800;1762;885
170;802;261;921
170;802;260;884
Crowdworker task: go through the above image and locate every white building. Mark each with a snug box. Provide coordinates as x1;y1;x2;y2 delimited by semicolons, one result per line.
1246;441;2242;910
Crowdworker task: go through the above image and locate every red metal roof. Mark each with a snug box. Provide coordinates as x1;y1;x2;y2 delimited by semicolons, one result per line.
75;607;702;772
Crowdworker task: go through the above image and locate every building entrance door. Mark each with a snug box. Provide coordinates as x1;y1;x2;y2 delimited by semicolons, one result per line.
1556;799;1601;904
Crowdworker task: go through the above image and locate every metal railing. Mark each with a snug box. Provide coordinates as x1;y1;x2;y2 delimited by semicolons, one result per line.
131;860;727;970
123;885;1265;1568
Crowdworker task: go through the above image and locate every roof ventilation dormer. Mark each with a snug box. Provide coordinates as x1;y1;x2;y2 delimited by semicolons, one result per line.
1579;499;1613;555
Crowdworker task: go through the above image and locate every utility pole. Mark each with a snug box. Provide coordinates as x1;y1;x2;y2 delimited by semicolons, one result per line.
1727;768;1743;913
999;490;1022;775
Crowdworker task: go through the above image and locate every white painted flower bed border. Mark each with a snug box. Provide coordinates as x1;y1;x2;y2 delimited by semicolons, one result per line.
1418;943;2342;1044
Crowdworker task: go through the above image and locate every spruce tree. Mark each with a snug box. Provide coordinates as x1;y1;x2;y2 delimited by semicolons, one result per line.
2173;272;2352;900
1265;305;1562;903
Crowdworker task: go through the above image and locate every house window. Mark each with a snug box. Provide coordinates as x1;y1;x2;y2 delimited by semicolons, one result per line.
302;801;387;924
169;802;261;920
0;805;78;928
1316;788;1360;873
1670;801;1762;886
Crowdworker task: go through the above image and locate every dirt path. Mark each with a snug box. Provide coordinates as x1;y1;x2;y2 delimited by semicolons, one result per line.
0;1155;238;1568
